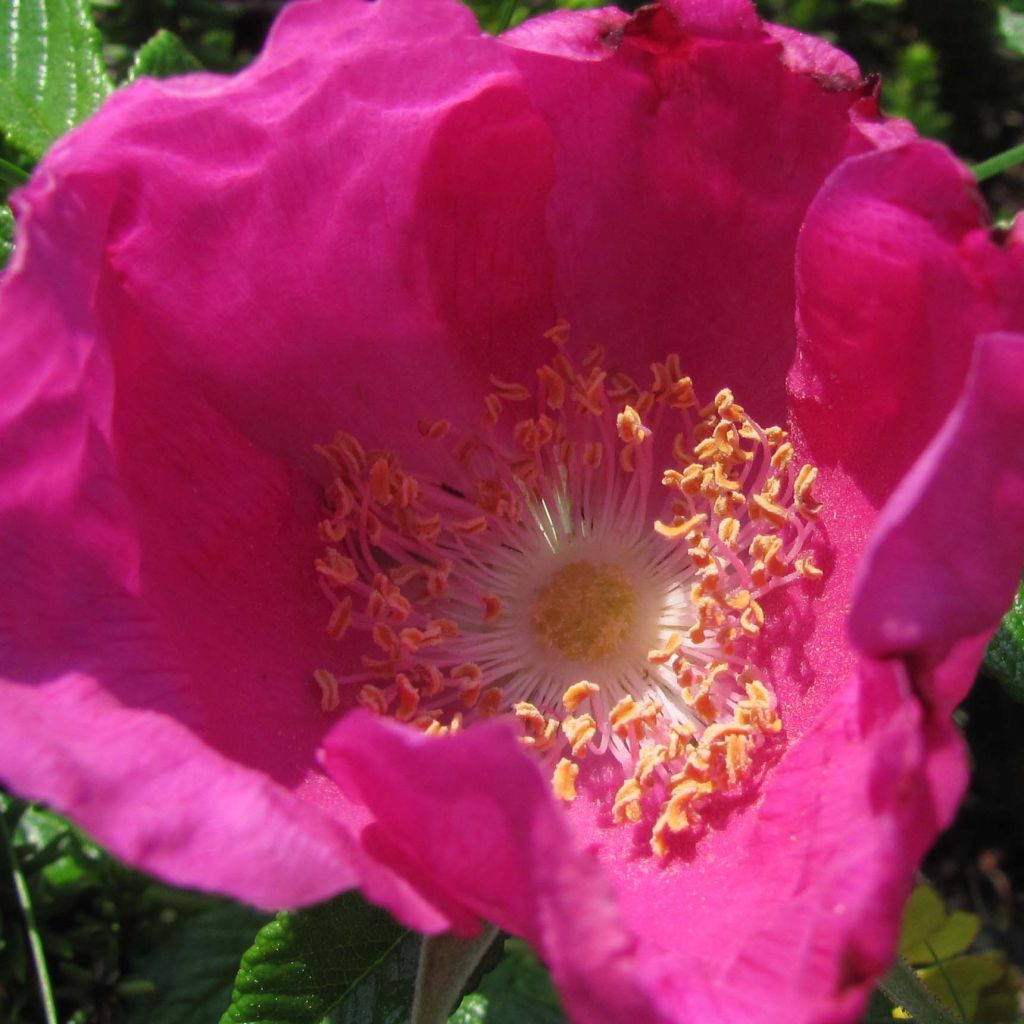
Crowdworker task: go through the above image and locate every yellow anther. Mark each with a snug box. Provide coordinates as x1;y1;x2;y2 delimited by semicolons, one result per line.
372;623;400;657
514;701;544;728
417;418;451;440
634;744;669;786
717;517;740;548
647;632;683;665
610;697;660;738
552;759;579;801
482;594;502;622
315;549;358;587
482;393;502;427
562;714;597;756
488;374;532;402
750;493;789;527
394;674;420;722
713;462;740;491
796;555;823;580
616;405;649;444
453;515;488;536
612;778;644;824
562;680;599;712
357;684;389;716
369;457;393;505
536;364;566;410
770;442;794;470
654;513;708;540
794;464;822;517
740;600;765;636
313;669;341;713
326;596;353;640
667;722;695;759
478;686;504;717
543;318;571;345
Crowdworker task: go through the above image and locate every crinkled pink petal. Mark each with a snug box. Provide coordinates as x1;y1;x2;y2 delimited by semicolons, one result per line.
791;141;1024;499
322;666;964;1024
0;0;561;924
23;0;556;470
503;0;881;426
851;332;1024;667
321;712;660;1023
662;0;762;39
765;22;861;85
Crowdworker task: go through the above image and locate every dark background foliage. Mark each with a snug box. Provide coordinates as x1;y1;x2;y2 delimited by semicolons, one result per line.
2;1;1024;1022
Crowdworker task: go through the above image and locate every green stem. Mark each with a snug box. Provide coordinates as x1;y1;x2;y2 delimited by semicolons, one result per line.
412;924;499;1024
973;143;1024;182
0;155;29;188
879;958;960;1024
0;803;58;1024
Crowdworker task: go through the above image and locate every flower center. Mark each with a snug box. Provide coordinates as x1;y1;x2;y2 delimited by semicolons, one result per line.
310;322;825;857
530;560;636;662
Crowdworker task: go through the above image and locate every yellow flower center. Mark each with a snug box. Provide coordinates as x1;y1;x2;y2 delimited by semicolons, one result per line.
530;561;637;662
309;321;827;858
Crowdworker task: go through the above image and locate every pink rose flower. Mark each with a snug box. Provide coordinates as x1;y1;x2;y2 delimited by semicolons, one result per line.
3;0;1024;1021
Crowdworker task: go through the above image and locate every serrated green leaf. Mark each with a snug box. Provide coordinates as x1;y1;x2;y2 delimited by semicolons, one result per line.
450;939;565;1024
220;891;415;1024
123;901;270;1024
127;29;202;82
0;0;113;162
983;580;1024;701
999;7;1024;57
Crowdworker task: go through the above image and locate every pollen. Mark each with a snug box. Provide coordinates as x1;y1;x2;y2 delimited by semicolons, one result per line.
310;324;825;859
530;561;637;662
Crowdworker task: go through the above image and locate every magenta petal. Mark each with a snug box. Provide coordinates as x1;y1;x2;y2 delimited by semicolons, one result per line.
662;0;762;39
581;661;965;1024
505;0;878;424
321;713;660;1023
790;140;1024;497
851;332;1024;668
23;0;557;468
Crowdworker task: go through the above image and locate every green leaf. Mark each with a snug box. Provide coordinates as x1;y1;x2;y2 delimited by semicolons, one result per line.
914;953;1005;1023
123;901;270;1024
220;891;416;1024
904;914;980;967
127;30;202;82
450;939;566;1024
899;887;947;960
983;580;1024;702
332;933;420;1024
999;6;1024;58
0;0;113;162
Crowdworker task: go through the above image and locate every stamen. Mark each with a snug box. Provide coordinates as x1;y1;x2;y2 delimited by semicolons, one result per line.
311;325;824;857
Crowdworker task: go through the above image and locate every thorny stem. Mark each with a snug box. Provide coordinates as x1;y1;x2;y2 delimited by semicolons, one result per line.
879;957;961;1024
0;799;58;1024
